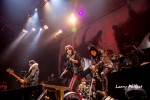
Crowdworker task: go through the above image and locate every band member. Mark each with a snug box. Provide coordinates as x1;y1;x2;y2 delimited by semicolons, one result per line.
60;45;83;100
21;60;39;87
88;45;113;97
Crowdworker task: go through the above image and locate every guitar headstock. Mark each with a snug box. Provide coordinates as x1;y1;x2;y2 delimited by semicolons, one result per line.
6;68;14;74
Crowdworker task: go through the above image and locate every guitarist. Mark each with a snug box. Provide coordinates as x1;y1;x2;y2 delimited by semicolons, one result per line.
87;45;113;98
21;60;39;87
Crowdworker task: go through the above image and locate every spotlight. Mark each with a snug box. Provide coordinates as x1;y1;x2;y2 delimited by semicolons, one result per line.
79;11;83;15
58;30;62;33
70;13;76;24
44;25;48;29
22;29;28;33
35;8;37;12
40;28;43;31
32;28;36;31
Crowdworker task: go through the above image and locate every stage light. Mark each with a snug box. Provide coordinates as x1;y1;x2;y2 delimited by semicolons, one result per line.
79;10;83;15
44;25;48;29
35;8;37;12
32;28;36;31
58;30;62;33
70;13;76;24
22;29;28;33
40;28;43;31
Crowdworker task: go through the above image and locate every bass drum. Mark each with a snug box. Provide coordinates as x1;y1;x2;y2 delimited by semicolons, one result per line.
63;92;80;100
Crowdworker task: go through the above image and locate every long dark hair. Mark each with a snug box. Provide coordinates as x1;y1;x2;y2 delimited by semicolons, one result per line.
65;45;76;55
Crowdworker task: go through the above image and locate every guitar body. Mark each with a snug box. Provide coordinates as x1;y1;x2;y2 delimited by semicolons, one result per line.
20;79;28;88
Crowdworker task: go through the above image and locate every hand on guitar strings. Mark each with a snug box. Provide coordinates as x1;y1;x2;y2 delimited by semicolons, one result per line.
20;79;27;84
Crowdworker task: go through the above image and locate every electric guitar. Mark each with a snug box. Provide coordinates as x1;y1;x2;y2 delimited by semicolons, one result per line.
6;68;27;87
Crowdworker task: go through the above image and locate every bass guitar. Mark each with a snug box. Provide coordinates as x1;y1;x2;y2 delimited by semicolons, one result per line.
6;68;27;88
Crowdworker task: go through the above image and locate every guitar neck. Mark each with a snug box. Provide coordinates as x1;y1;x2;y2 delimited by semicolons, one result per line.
11;73;22;81
7;69;27;87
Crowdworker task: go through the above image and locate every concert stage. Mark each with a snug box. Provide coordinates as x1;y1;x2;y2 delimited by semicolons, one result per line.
0;63;150;100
